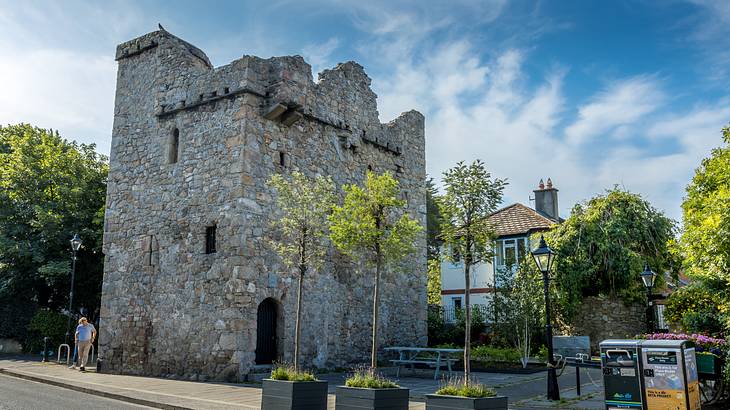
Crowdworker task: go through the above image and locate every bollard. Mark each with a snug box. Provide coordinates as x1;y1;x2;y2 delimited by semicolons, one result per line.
42;337;49;362
96;358;103;373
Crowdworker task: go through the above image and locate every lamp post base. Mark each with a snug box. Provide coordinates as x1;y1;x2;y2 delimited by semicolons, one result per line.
547;368;560;400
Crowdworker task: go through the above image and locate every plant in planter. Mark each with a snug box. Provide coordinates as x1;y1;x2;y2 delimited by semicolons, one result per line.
262;365;328;410
330;171;421;369
267;172;335;371
335;368;409;410
439;160;506;380
263;173;334;410
426;377;507;410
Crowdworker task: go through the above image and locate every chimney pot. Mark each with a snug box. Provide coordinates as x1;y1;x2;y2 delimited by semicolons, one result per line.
539;179;545;190
533;179;559;220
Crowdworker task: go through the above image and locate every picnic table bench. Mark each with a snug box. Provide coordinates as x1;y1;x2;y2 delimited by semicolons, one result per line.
384;347;463;380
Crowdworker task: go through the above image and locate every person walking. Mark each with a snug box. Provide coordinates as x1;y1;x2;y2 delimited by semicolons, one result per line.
75;317;96;372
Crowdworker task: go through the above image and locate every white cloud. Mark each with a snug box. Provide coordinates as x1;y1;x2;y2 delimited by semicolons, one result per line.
564;76;664;145
0;1;155;155
301;37;340;79
0;49;116;150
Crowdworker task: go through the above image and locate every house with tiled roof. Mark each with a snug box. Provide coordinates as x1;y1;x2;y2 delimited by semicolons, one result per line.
439;179;561;321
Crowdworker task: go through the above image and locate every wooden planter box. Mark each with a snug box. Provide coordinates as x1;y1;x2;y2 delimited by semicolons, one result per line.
696;354;723;377
335;386;409;410
425;394;508;410
261;379;328;410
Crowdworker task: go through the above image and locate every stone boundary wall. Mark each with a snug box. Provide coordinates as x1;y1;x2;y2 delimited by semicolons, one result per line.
565;295;647;352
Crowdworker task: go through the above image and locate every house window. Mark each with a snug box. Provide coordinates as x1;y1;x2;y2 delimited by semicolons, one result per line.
205;225;217;254
494;237;529;271
452;297;462;310
169;128;180;164
279;151;286;167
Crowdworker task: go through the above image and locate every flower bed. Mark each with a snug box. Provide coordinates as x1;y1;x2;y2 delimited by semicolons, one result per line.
639;333;726;355
638;333;727;377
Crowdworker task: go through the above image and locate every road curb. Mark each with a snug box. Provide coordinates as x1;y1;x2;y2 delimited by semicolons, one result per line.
0;367;192;410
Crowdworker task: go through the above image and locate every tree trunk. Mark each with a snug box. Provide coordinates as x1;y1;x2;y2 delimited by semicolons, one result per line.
464;261;471;383
371;250;382;369
294;264;305;372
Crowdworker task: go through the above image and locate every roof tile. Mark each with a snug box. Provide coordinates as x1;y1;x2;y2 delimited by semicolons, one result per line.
488;203;556;237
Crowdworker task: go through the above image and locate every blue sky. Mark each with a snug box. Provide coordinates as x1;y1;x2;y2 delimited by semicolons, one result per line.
1;0;729;222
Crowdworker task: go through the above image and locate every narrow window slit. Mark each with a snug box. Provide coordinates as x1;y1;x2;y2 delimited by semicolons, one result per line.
205;225;217;254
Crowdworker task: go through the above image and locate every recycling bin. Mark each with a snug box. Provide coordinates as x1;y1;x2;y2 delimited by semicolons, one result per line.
600;340;644;409
640;339;700;410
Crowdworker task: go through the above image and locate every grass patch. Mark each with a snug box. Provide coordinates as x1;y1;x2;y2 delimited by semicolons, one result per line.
345;368;399;389
435;376;497;398
270;364;317;381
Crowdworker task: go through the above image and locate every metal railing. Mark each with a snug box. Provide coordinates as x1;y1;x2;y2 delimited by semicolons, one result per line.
434;304;491;324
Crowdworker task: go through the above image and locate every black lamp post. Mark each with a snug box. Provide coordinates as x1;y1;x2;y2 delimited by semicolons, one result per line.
65;234;82;346
640;264;657;333
531;235;560;401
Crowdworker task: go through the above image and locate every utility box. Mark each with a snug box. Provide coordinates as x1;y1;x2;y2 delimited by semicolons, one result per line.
600;340;644;409
641;340;701;410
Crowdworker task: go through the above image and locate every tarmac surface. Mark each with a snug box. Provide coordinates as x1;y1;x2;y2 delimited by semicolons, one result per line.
0;374;154;410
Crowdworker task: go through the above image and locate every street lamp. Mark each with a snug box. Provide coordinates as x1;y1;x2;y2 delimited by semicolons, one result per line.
640;264;657;333
531;235;560;401
65;234;82;346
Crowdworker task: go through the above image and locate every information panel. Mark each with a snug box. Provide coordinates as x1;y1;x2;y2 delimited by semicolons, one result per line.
642;348;694;410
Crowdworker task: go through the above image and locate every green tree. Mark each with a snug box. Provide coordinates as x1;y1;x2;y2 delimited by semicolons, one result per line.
438;160;506;381
494;263;544;367
426;177;443;260
681;125;730;283
427;259;442;305
0;125;107;335
543;188;676;320
268;171;335;372
329;171;422;368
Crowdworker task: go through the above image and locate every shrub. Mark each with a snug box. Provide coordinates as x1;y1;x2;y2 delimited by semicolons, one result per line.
270;364;317;381
345;368;399;389
455;306;487;340
25;309;68;353
0;296;37;345
471;346;521;363
664;284;724;335
436;376;497;398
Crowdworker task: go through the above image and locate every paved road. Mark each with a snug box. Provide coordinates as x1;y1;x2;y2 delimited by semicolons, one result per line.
0;374;153;410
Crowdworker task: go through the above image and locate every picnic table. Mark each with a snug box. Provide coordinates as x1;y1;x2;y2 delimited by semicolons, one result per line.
384;346;463;380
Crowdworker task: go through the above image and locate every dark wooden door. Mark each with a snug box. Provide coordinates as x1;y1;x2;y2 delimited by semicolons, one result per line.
255;298;277;364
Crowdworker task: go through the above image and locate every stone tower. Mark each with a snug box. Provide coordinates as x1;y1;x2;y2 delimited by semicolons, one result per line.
99;28;427;381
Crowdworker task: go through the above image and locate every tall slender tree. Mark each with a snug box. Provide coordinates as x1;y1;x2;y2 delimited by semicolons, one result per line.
439;160;506;382
329;171;422;368
268;171;335;372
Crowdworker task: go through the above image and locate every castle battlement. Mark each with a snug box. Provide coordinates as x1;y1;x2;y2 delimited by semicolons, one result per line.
113;29;415;156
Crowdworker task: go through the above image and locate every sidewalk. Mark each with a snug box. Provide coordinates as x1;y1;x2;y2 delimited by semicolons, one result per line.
0;357;605;409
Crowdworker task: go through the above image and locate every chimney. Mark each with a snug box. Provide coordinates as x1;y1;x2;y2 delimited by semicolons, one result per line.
533;178;559;220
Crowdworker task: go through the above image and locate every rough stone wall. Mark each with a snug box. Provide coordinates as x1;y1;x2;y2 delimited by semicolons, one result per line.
99;29;427;381
566;296;647;352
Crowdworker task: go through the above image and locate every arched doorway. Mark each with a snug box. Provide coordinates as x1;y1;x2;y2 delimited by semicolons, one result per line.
255;298;278;364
